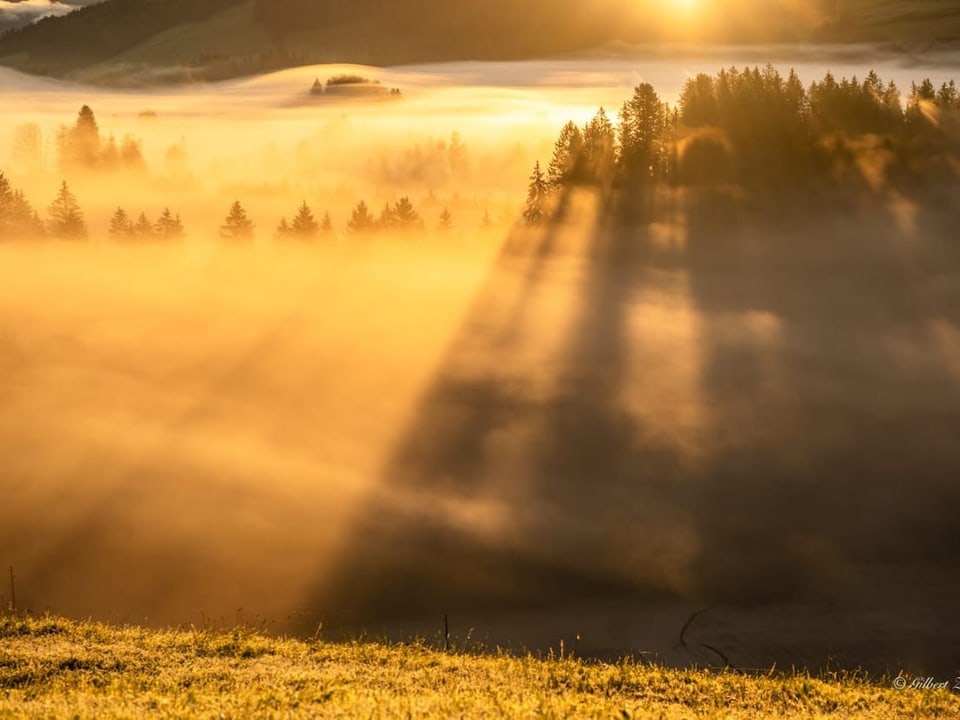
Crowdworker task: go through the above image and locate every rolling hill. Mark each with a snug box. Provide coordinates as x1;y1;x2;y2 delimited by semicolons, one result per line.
0;0;959;85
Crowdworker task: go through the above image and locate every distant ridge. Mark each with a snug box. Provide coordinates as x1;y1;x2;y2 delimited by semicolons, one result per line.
1;0;959;85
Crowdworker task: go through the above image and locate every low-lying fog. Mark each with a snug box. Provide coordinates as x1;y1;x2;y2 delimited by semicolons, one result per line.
1;48;959;673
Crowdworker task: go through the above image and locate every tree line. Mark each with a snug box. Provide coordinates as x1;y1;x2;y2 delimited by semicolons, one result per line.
522;66;960;222
0;172;465;242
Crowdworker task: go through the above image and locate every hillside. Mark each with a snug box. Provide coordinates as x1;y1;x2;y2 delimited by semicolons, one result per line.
2;615;958;719
2;0;960;85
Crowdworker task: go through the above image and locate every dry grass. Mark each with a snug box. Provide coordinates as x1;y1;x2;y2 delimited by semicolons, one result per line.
0;615;957;718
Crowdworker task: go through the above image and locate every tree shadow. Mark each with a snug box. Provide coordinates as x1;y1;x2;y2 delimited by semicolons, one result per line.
681;179;960;671
305;182;692;630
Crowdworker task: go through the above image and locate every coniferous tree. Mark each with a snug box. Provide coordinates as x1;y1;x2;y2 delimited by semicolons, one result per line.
678;74;719;128
546;121;584;190
619;83;670;180
291;201;319;239
275;217;292;239
523;161;548;226
220;200;255;240
155;208;184;239
481;209;493;229
0;172;40;239
347;200;376;235
378;202;398;231
121;136;146;172
937;80;960;110
46;181;87;239
0;171;13;234
61;105;101;170
321;211;334;235
582;107;616;183
393;196;423;231
438;208;453;233
134;212;155;239
108;207;134;240
101;135;120;172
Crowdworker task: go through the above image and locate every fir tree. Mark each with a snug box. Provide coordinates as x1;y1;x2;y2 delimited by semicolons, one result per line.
346;200;376;235
523;161;548;226
0;171;13;229
121;136;146;173
291;201;319;239
275;217;292;239
155;208;184;239
582;107;616;183
101;135;120;172
321;211;334;235
393;196;423;231
59;105;101;170
378;202;398;230
134;212;155;240
618;84;669;180
108;207;134;240
47;181;87;240
220;201;255;240
0;172;42;240
546;121;584;190
438;208;453;233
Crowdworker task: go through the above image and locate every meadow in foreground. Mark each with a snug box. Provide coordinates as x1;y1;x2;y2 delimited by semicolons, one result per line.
1;615;957;719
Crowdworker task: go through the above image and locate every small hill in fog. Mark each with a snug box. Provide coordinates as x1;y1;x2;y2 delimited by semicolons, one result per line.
1;0;959;84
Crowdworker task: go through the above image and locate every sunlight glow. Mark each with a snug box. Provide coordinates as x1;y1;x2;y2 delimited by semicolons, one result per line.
668;0;700;14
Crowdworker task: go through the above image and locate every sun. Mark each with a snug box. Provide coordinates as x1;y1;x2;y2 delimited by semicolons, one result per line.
668;0;700;14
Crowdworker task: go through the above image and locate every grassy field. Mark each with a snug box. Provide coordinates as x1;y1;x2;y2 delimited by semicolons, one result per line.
0;615;957;719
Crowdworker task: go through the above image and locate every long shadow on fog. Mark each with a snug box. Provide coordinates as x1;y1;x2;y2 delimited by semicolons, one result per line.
307;174;960;673
681;181;960;673
306;185;707;653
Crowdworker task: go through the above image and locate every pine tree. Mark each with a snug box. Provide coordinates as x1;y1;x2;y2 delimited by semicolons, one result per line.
0;173;36;239
63;105;101;170
378;203;398;230
481;210;493;229
393;196;423;231
546;121;584;190
582;107;616;184
0;171;13;230
1;173;44;240
618;84;669;180
134;212;155;240
291;201;319;239
275;217;292;239
101;135;120;172
438;208;453;233
121;136;146;173
108;207;134;240
523;161;548;226
155;208;184;239
346;200;376;235
47;181;87;240
220;201;255;240
321;211;334;235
